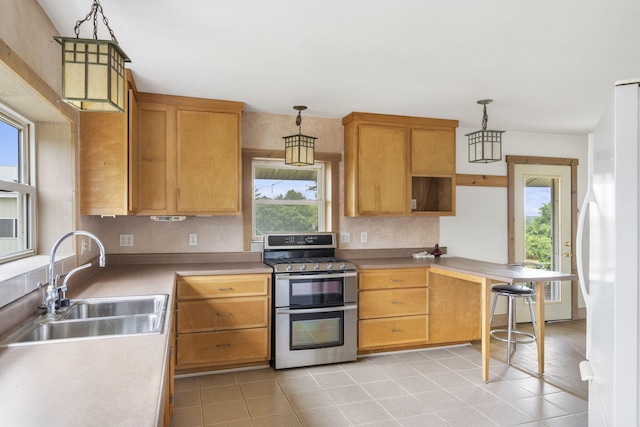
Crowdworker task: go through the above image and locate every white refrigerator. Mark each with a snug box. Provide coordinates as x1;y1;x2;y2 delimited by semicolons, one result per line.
577;80;640;426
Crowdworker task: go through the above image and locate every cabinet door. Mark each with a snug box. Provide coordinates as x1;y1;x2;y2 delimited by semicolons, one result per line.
357;125;407;215
359;288;428;319
137;102;170;213
177;328;269;367
359;315;428;350
359;268;428;290
176;110;240;214
177;274;270;300
428;270;481;343
411;128;455;175
177;297;269;333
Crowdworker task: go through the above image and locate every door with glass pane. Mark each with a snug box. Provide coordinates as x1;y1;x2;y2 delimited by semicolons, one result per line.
513;164;572;321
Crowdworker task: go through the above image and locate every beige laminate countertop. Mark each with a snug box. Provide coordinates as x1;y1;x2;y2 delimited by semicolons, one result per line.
352;256;578;283
0;262;271;427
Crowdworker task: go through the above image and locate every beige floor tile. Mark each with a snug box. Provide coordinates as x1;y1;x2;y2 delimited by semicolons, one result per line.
413;389;467;412
338;358;376;371
436;356;479;371
376;362;420;379
345;366;389;383
473;399;536;425
200;384;243;404
447;384;503;405
396;412;450;427
324;383;371;404
278;374;321;395
286;389;334;411
393;374;440;394
239;379;282;399
306;363;343;374
296;406;351;427
337;400;393;425
542;391;588;414
202;400;249;425
311;371;355;388
421;348;459;360
511;395;570;420
376;394;431;418
174;389;202;409
408;359;449;375
170;406;204;427
251;412;303;427
426;370;475;389
479;379;536;400
543;412;589;427
245;392;294;418
437;406;497;426
204;420;252;427
360;379;409;399
175;376;200;392
235;367;275;383
199;372;237;388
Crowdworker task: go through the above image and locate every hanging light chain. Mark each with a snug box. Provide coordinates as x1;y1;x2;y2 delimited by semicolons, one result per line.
482;103;488;130
73;0;118;42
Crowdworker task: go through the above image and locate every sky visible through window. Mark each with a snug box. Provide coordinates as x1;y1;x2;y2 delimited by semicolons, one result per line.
526;187;550;217
0;120;19;168
255;179;316;200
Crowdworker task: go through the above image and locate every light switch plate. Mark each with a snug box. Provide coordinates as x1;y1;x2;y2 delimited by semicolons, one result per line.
340;232;350;243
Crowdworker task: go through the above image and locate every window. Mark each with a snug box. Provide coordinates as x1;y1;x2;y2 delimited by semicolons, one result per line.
0;105;35;263
252;159;325;239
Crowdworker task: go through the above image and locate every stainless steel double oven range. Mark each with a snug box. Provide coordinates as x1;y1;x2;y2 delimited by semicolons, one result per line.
263;233;357;370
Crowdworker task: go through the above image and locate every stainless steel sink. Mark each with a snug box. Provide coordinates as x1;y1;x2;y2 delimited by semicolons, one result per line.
62;294;168;320
0;294;169;347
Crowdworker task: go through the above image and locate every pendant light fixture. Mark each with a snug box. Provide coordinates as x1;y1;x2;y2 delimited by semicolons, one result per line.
283;106;317;166
54;0;131;112
466;99;505;163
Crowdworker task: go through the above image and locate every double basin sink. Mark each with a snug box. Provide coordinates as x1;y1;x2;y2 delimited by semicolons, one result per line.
0;294;168;346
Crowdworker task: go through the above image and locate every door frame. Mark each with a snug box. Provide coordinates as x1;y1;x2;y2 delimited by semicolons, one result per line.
506;155;579;320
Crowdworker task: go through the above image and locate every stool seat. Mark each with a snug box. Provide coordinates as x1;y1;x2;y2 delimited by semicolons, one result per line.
491;284;535;295
490;282;538;367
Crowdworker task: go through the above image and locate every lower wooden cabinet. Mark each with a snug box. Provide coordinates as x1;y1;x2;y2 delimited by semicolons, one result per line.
175;274;271;372
357;268;429;352
357;266;482;354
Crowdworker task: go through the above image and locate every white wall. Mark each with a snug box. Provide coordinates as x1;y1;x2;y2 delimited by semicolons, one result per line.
441;127;589;263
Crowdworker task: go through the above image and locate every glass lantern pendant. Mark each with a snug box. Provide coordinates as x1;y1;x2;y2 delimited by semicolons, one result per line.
283;106;317;166
54;0;131;112
466;99;505;163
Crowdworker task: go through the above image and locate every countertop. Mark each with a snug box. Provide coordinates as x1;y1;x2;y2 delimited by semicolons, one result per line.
0;262;271;427
352;256;578;283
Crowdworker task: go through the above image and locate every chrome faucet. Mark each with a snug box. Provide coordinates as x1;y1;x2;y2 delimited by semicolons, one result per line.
44;231;106;317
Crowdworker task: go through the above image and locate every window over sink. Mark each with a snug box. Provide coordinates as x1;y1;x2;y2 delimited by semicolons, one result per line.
0;104;35;263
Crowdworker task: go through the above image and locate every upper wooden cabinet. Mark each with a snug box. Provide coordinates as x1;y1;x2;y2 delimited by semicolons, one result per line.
342;112;458;217
80;80;244;216
135;93;244;215
80;70;138;215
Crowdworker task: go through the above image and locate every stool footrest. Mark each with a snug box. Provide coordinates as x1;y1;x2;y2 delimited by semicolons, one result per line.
490;329;536;344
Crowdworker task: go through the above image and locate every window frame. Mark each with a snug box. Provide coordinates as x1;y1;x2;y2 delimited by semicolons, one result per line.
0;103;36;263
242;149;341;250
252;159;326;240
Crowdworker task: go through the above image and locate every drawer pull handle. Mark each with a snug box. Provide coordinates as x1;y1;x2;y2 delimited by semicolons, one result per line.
216;343;231;347
217;312;232;316
390;301;403;304
390;329;403;333
218;287;234;291
390;279;403;282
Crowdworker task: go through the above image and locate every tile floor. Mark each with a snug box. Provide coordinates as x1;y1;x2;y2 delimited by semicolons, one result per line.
170;345;587;427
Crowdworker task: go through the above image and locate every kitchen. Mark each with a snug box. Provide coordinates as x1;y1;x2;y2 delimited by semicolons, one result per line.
0;1;638;426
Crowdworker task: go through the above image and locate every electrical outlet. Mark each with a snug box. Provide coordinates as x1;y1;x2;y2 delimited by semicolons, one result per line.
340;232;350;243
360;232;368;243
119;234;134;247
81;238;89;255
189;234;197;246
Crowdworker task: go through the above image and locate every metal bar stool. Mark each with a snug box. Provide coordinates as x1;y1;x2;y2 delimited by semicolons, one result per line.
489;263;543;365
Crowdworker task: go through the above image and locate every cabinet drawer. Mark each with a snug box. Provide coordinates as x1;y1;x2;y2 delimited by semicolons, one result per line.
359;288;428;319
359;268;428;290
359;315;428;350
177;297;269;333
177;274;270;299
177;328;269;367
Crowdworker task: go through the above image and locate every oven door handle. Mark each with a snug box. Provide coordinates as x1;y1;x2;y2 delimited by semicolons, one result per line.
276;303;357;315
277;271;357;280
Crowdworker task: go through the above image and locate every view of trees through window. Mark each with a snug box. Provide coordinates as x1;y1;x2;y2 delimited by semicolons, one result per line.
524;180;553;271
253;161;324;238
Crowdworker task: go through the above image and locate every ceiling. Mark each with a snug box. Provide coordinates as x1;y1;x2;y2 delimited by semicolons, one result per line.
37;0;640;136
